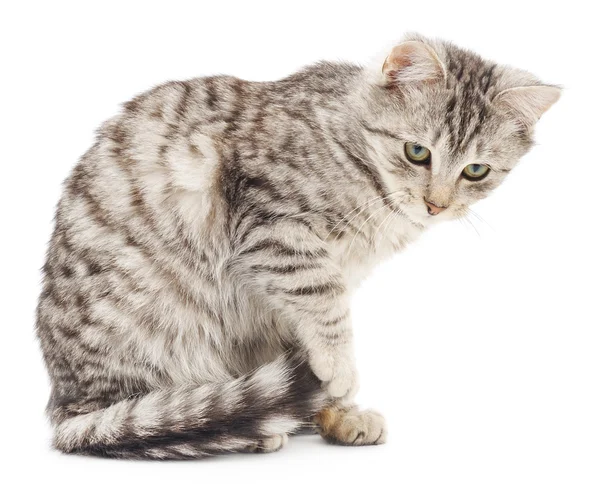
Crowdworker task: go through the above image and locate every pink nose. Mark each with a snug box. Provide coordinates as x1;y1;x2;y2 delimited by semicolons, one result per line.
424;199;447;216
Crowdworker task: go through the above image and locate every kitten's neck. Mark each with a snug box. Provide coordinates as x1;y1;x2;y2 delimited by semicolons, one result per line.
313;68;431;270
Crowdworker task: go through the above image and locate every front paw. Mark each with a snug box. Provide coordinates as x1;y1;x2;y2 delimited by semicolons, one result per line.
309;350;358;399
315;406;387;446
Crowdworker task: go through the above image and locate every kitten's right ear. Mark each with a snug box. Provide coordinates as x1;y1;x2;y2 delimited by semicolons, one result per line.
381;41;446;86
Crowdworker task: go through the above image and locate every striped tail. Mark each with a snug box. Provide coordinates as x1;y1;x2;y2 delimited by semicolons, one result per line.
52;354;327;459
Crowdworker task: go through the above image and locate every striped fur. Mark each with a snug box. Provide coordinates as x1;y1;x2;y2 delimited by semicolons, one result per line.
54;354;325;459
36;35;559;459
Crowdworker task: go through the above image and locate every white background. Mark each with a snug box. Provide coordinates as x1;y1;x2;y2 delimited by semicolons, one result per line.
1;1;598;495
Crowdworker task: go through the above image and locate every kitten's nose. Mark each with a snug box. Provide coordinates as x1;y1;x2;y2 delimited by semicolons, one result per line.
424;198;447;216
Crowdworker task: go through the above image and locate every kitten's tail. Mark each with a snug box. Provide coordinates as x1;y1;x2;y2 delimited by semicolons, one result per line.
52;353;327;459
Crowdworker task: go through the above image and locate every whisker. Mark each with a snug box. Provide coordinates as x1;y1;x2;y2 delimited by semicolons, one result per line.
371;206;399;243
467;208;494;232
457;217;470;233
329;190;405;242
464;214;481;237
325;194;384;240
346;202;393;255
372;208;399;245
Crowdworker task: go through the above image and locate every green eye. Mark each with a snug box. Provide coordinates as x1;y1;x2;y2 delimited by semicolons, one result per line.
462;164;490;181
405;142;431;165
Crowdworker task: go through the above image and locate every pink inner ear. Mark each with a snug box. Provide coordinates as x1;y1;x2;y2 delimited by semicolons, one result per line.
382;41;445;85
384;51;413;74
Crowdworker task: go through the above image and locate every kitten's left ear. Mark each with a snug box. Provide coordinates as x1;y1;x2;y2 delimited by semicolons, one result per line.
492;85;561;128
381;41;446;86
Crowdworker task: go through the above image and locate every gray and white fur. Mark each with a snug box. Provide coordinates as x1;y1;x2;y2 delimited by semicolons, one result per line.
36;34;560;459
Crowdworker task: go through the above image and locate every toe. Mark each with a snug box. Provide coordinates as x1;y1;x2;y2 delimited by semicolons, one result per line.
315;405;387;446
256;434;288;453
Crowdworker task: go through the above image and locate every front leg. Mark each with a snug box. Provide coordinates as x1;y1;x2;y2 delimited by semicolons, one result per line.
270;255;357;399
289;282;357;400
234;223;386;445
234;227;357;399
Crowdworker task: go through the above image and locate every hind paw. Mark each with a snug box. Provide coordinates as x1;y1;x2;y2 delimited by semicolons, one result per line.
250;434;289;453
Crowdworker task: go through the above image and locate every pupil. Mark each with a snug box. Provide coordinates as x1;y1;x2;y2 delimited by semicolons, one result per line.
414;146;422;154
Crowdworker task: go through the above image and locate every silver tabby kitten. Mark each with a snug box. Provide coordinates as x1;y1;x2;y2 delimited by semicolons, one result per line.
37;34;560;459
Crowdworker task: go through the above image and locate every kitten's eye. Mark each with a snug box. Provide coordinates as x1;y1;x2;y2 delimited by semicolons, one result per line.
462;164;490;181
405;143;431;165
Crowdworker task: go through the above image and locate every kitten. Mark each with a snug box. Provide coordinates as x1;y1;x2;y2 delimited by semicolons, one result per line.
36;34;560;459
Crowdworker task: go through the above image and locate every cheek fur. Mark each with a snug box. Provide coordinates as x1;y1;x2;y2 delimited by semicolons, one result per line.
460;180;499;201
389;155;418;178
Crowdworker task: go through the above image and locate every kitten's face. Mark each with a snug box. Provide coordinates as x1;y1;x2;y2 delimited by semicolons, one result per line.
380;87;534;223
365;37;559;224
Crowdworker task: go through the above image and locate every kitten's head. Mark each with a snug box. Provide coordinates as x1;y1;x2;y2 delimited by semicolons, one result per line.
364;34;560;222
